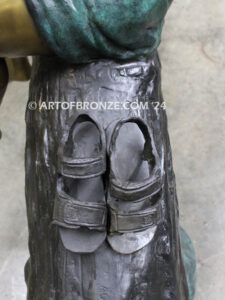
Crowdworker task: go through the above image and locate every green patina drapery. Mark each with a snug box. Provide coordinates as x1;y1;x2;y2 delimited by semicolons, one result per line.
25;0;172;64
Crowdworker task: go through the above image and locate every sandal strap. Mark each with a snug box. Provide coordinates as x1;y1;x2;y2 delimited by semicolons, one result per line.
109;117;162;201
53;191;106;231
109;203;162;234
59;155;106;179
110;173;162;201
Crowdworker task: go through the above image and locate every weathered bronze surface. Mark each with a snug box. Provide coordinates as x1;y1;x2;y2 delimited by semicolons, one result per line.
25;0;173;63
24;55;194;300
0;1;196;299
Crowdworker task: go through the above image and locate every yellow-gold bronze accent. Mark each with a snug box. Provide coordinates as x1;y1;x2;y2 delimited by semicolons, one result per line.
0;0;51;105
0;0;51;57
5;57;31;81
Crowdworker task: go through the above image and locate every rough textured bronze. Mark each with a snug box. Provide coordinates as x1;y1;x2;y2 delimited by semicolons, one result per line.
0;1;197;298
24;53;192;300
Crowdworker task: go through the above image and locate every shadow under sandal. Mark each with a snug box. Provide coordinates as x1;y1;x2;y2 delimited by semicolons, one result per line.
107;117;163;254
53;114;107;253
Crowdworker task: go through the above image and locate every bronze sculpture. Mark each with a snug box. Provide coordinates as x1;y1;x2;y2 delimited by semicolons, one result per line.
0;0;196;299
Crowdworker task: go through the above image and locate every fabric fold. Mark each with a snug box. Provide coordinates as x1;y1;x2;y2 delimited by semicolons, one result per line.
25;0;173;63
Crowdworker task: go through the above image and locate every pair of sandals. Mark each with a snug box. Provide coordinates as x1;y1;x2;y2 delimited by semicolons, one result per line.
53;115;163;254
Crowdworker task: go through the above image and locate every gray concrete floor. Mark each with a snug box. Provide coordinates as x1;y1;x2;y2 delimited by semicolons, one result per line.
0;0;224;299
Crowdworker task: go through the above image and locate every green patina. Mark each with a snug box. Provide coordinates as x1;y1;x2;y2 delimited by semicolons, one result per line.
25;0;172;64
180;228;197;300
